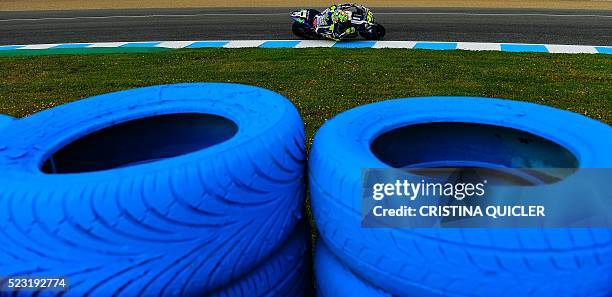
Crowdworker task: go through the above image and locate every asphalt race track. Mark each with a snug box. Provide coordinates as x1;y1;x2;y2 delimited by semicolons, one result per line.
1;8;611;46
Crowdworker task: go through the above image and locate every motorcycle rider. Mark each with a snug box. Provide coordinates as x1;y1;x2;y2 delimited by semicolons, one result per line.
313;3;359;41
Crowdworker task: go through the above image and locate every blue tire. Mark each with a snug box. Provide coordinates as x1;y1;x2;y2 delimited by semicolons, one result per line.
0;114;14;131
310;97;612;297
0;83;305;296
315;239;389;297
212;224;311;297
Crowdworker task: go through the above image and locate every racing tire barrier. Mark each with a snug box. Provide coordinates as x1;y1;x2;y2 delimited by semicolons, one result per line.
309;97;612;297
0;83;306;296
315;239;389;297
212;223;310;297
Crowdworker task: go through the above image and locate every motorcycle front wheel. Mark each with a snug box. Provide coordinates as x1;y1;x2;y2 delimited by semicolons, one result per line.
359;23;386;40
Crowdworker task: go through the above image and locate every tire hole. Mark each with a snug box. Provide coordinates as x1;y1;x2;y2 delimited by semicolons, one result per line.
370;122;579;184
41;113;237;173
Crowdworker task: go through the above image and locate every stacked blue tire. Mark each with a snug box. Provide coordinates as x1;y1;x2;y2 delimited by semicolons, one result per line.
310;97;612;297
0;115;14;131
0;83;309;296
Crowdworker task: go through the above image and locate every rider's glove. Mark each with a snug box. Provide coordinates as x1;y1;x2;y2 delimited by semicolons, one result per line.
334;26;356;40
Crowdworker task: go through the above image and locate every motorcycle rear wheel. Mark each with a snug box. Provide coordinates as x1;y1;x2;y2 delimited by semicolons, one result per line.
292;22;318;39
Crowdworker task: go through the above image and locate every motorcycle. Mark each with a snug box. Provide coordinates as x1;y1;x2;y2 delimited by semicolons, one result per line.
290;5;386;41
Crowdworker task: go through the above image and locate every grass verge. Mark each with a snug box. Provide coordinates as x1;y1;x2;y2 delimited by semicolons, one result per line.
0;48;610;143
0;47;170;57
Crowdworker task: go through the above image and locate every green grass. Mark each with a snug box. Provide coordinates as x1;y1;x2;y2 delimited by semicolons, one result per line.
0;47;170;57
0;48;610;144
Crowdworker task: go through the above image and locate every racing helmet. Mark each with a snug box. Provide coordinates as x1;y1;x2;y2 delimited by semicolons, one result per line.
332;10;351;23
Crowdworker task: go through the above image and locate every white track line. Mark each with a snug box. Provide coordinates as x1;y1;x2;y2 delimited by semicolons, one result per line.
457;42;501;51
1;12;610;22
87;42;128;48
156;41;196;48
224;40;266;48
294;40;336;48
373;41;417;48
545;44;599;54
0;13;285;22
18;44;59;50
